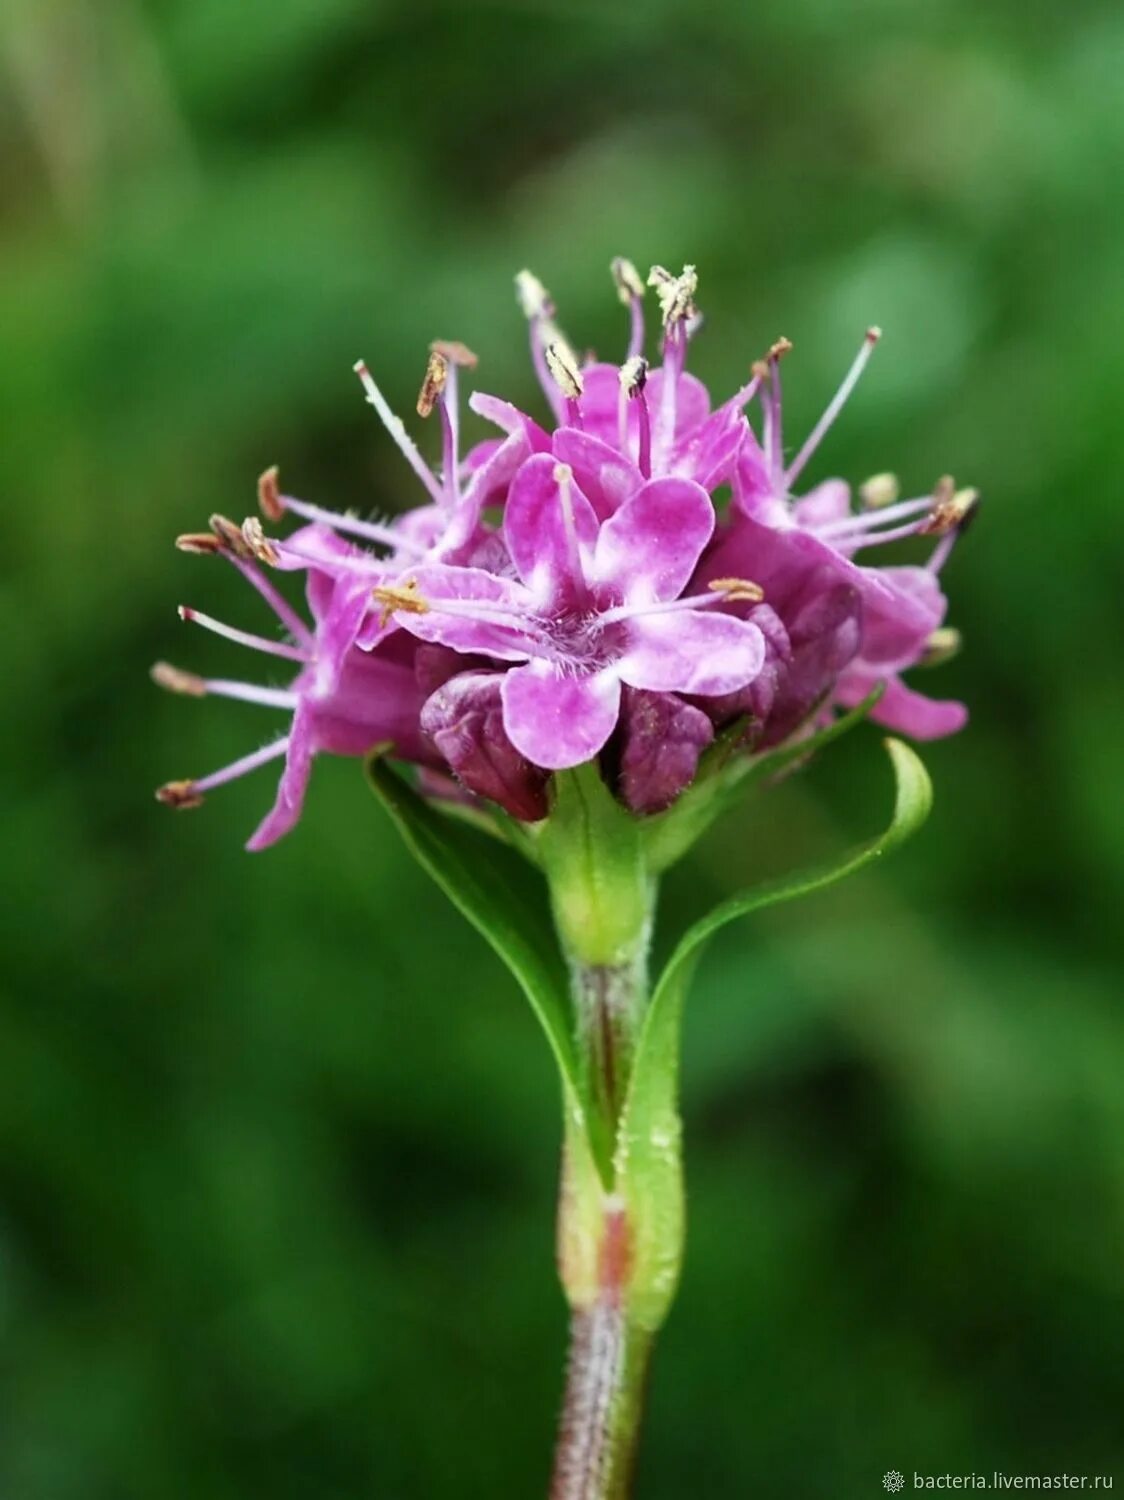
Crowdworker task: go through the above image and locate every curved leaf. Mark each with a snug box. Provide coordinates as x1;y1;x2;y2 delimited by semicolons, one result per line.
615;738;932;1330
364;754;581;1106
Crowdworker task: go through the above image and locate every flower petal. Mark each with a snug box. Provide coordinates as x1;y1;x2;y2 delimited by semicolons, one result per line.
619;610;765;696
246;704;315;851
618;688;714;814
837;670;968;739
592;476;716;604
381;564;538;663
552;429;643;518
500;661;621;770
504;452;598;606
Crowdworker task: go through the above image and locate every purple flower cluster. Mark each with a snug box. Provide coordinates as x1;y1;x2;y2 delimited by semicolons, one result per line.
155;263;974;847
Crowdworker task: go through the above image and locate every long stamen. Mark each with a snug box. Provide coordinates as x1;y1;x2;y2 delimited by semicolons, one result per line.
760;337;792;485
516;270;567;423
354;359;445;505
598;578;763;626
175;529;314;645
178;606;312;662
785;327;881;487
156;736;291;808
618;357;649;472
267;491;420;553
814;494;934;538
555;464;588;597
545;342;585;431
611;257;646;361
648;265;699;466
418;347;459;509
152;662;299;710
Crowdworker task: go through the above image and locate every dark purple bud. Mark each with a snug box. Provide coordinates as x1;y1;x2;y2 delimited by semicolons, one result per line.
618;688;715;815
760;582;862;747
421;672;549;821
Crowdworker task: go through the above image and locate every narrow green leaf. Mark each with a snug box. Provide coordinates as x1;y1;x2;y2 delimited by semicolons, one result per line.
616;738;932;1330
364;755;581;1107
643;686;886;873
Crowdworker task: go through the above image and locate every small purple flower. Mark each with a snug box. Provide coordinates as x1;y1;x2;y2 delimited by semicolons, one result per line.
154;522;432;848
374;453;766;770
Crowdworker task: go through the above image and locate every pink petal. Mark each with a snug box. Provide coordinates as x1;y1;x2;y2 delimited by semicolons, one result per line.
619;611;765;696
837;671;968;740
246;704;315;850
383;564;537;663
792;479;852;529
553;429;643;518
500;661;621;770
592;477;715;604
503;452;598;605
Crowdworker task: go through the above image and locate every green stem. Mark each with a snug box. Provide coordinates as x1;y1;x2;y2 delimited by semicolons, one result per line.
549;1302;654;1500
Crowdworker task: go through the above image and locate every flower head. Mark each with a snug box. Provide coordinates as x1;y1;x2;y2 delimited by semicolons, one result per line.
155;259;972;844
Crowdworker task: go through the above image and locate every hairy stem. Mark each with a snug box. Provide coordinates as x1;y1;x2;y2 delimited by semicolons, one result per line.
549;1302;653;1500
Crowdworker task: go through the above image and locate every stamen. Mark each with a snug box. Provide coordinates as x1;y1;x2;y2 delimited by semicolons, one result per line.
178;605;312;663
611;257;646;361
240;517;281;566
924;484;980;572
156;736;291;808
860;471;900;509
814;494;934;539
269;494;422;553
647;264;698;329
707;577;766;603
760;338;793;483
151;661;206;696
598;583;761;627
545;342;584;400
209;513;252;557
175;532;223;555
155;780;205;810
919;480;979;537
920;627;962;667
554;463;588;594
372;578;430;627
618;357;649;468
225;555;314;646
515;269;567;422
152;660;299;708
353;359;445;505
416;349;447;418
257;465;285;522
785;327;880;487
431;341;476;507
545;342;585;428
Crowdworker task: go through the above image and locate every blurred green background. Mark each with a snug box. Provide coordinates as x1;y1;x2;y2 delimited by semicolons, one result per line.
2;1;1122;1495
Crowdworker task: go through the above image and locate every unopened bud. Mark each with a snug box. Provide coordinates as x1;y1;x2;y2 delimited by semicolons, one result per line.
151;661;206;697
545;341;584;400
860;472;900;509
257;465;284;521
619;356;648;397
416;350;448;417
611;257;646;305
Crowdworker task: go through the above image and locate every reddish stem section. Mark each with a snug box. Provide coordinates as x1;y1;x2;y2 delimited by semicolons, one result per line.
549;1301;653;1500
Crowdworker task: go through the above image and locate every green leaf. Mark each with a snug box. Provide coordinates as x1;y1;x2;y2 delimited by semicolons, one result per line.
364;754;581;1110
615;738;932;1330
643;686;886;873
